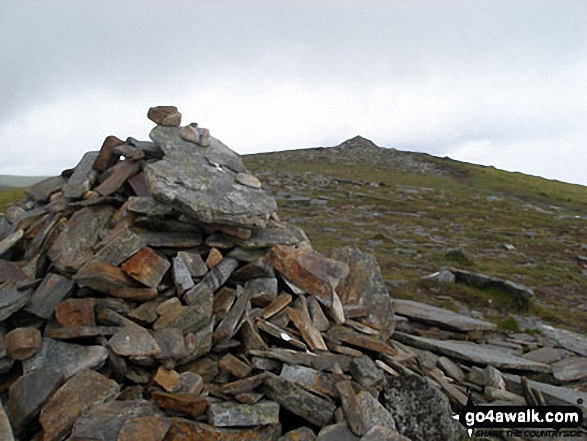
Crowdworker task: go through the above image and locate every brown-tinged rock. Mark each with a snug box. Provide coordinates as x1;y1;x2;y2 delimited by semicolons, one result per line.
45;325;121;340
214;285;251;343
280;427;316;441
70;400;162;441
205;247;223;269
6;327;41;361
148;106;182;126
151;391;208;418
286;307;328;352
163;418;281;441
113;143;145;161
267;245;348;301
93;135;124;172
263;373;335;427
109;326;161;357
48;205;115;274
27;272;76;320
335;380;364;436
213;287;237;320
128;172;150;196
178;372;204;395
121;247;171;289
221;374;267;395
256;318;307;351
219;354;252;379
39;369;120;441
329;246;395;340
0;401;14;441
154;366;182;392
239;318;268;353
55;298;96;327
179;123;210;146
208;401;280;427
327;326;396;357
0;260;26;284
74;268;130;299
94;159;141;197
118;415;171;441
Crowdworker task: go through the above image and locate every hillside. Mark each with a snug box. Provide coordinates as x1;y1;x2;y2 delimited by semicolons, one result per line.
0;174;48;188
243;136;587;332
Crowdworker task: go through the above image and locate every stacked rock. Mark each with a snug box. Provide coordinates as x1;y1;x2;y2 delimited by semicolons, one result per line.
0;107;406;441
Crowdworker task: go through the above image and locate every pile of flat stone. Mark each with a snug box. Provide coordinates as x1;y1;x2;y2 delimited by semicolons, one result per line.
0;106;405;441
1;106;586;441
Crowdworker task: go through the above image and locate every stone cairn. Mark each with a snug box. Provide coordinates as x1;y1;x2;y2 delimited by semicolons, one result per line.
0;106;585;441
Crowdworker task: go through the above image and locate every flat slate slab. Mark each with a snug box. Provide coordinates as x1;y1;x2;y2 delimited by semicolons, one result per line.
551;357;587;383
145;126;276;230
394;332;550;373
539;324;587;357
393;299;496;332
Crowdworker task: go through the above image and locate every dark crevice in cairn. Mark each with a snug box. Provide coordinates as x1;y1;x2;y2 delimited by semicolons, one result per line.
0;106;585;440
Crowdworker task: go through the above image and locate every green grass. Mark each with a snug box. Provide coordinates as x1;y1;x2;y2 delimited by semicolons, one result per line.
0;187;25;214
244;148;587;332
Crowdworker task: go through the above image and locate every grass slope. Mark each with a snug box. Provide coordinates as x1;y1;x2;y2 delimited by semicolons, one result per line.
244;147;587;332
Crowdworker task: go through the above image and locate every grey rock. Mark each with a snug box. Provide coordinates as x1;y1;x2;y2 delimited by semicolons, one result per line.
350;355;385;388
0;228;23;256
26;175;67;203
280;364;338;398
0;285;31;321
125;196;174;216
552;357;587;382
539;324;587;357
23;338;108;381
482;365;505;389
394;333;550;373
177;251;208;278
207;401;280;427
88;229;145;267
153;327;187;362
356;390;396;431
139;231;203;248
7;368;62;434
126;137;164;158
422;269;455;283
383;375;462;441
70;399;161;441
502;373;587;411
236;221;307;248
437;356;465;382
108;326;161;357
263;373;336;427
145;126;276;229
522;347;570;364
62;151;99;199
27;273;76;320
173;256;195;296
393;299;496;332
360;426;410;441
245;277;278;304
329;246;395;340
317;424;359;441
48;205;115;274
0;216;12;241
184;257;239;305
451;268;534;305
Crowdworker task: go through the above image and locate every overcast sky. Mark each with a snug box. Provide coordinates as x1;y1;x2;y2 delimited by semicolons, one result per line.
1;1;586;185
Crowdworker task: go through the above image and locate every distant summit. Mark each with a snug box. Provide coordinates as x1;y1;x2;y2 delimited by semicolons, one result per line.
336;135;380;150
